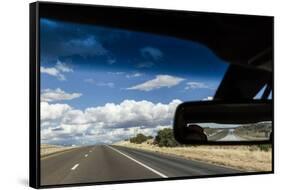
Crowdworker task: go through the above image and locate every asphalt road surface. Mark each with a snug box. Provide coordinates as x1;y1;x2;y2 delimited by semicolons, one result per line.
218;129;244;141
41;145;241;186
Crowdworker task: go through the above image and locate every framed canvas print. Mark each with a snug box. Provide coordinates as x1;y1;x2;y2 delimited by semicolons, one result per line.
29;1;274;188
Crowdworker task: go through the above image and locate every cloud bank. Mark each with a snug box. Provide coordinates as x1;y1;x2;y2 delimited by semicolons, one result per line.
41;99;182;145
41;88;82;102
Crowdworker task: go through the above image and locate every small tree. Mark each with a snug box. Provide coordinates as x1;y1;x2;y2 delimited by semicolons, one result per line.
154;128;179;147
147;135;153;139
130;133;148;144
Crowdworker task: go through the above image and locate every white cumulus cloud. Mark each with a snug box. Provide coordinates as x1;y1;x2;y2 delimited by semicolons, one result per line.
41;102;72;121
127;75;185;91
40;99;182;145
41;88;82;102
40;60;73;81
185;82;211;90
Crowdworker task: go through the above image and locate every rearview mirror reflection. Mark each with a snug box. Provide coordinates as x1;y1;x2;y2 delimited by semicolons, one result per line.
194;121;272;141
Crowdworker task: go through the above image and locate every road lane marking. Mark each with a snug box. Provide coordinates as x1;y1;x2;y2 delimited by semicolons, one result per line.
71;164;79;170
85;154;88;157
89;150;92;153
106;145;168;178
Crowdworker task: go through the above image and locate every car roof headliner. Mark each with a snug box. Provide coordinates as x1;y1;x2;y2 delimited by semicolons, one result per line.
39;2;273;71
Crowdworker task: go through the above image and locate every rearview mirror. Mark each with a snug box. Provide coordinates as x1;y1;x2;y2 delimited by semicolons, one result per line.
173;100;273;145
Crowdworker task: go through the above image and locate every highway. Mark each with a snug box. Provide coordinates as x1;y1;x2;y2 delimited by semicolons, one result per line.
218;129;244;141
41;145;241;186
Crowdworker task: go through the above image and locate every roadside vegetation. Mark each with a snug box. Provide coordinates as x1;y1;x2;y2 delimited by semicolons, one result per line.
41;144;77;157
129;133;153;144
128;128;179;147
234;122;271;140
118;128;272;172
154;128;180;147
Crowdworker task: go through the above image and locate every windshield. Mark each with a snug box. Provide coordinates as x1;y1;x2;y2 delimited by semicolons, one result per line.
40;18;228;146
39;16;272;187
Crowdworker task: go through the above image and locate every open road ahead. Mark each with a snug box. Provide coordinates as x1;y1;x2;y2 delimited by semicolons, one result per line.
218;129;244;141
41;145;241;186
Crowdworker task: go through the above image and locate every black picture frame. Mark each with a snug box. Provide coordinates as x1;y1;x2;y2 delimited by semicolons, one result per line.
30;1;274;189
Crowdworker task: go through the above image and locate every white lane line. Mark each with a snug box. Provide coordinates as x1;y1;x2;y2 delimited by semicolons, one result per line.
89;150;92;153
85;154;88;157
106;145;168;178
71;164;79;170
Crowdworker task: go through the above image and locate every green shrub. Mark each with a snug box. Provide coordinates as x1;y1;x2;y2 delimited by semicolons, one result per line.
154;128;179;147
130;133;149;144
147;135;153;139
257;144;271;152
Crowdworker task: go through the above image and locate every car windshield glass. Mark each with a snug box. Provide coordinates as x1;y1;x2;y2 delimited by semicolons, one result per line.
39;15;272;187
40;18;229;145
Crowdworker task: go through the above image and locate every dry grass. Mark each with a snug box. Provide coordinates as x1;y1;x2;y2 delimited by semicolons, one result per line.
115;141;272;172
41;144;77;157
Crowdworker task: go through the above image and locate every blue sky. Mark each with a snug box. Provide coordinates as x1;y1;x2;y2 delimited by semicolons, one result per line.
40;18;228;109
40;18;229;145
